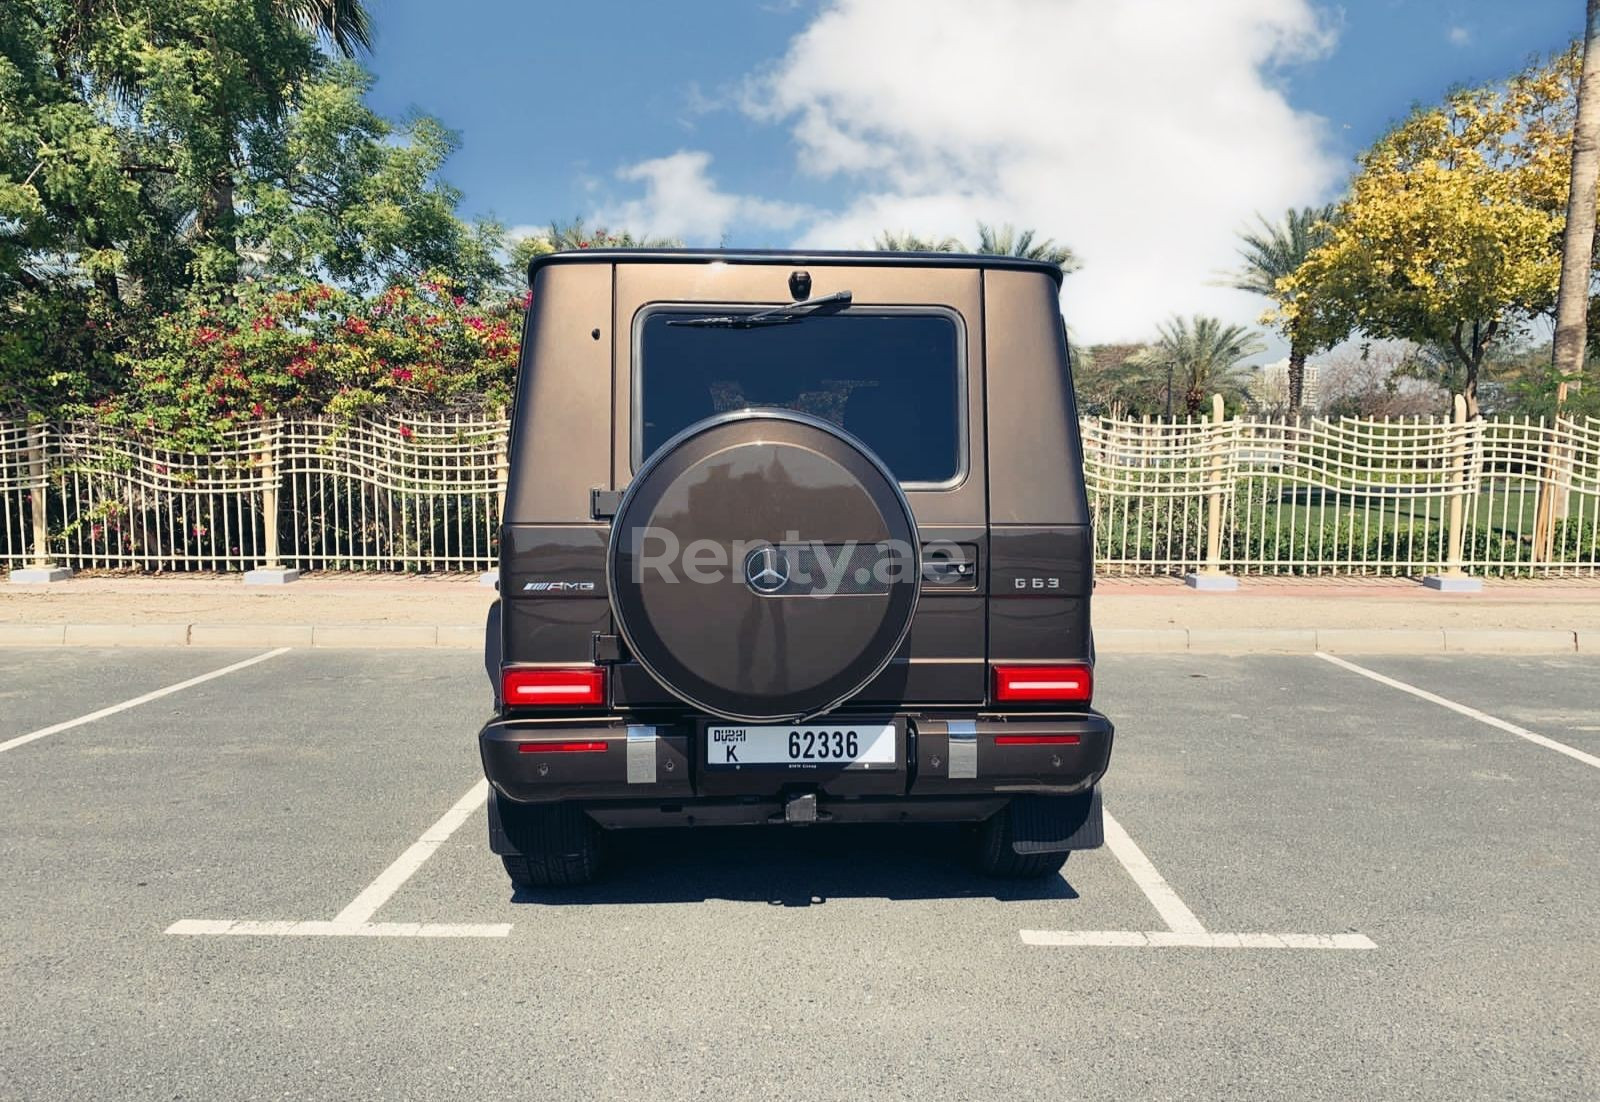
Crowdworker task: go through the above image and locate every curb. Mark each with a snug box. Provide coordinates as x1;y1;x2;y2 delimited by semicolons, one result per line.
1095;628;1582;655
0;623;1588;654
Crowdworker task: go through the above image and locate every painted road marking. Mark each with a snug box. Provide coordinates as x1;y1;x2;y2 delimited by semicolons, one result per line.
165;920;510;938
167;779;510;939
1021;810;1377;951
1022;931;1377;949
0;648;291;755
1102;810;1205;934
331;780;493;926
1316;652;1600;772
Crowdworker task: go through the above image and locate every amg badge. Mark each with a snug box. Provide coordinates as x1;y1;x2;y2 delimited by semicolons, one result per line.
522;581;596;593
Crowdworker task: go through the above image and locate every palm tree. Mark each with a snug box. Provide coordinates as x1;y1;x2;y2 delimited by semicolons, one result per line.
1553;0;1600;393
871;230;962;252
280;0;375;55
974;222;1079;273
872;222;1079;273
1228;205;1336;411
1132;315;1265;417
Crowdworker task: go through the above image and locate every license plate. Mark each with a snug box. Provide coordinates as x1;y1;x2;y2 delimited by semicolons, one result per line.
705;723;897;768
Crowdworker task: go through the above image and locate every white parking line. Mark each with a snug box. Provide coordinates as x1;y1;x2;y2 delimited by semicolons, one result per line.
1316;652;1600;771
332;780;493;926
1102;810;1206;934
1021;809;1377;951
1022;930;1376;949
167;779;510;939
0;648;291;755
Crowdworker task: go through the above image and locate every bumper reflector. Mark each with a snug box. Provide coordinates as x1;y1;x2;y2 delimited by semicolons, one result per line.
994;734;1082;746
993;663;1093;704
517;740;609;754
503;666;606;707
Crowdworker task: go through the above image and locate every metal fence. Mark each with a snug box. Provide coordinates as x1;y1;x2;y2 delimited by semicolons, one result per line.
1083;396;1600;577
1;414;506;575
3;401;1598;577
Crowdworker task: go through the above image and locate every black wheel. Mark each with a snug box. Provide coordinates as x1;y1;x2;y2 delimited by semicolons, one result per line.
974;805;1070;879
496;802;602;889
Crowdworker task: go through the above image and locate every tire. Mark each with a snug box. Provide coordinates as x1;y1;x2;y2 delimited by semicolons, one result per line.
497;802;602;889
974;805;1070;879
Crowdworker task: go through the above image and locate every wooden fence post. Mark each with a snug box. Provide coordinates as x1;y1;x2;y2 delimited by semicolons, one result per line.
9;423;72;583
1424;394;1480;591
244;419;299;585
1185;394;1238;590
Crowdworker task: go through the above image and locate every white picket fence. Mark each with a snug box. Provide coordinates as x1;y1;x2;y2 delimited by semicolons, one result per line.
3;401;1598;577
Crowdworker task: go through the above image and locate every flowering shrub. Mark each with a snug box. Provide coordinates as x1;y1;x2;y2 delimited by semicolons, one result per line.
101;275;525;442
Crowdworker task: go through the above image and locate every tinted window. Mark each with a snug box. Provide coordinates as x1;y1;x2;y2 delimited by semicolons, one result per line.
637;310;962;484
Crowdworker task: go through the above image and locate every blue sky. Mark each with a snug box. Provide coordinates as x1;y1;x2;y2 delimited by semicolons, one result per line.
363;0;1584;341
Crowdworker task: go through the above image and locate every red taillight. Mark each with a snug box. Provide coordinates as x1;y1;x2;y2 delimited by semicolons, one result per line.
993;664;1093;704
994;734;1082;746
517;740;609;754
502;666;606;708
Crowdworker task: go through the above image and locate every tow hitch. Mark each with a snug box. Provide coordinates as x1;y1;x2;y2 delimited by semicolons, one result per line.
783;791;819;824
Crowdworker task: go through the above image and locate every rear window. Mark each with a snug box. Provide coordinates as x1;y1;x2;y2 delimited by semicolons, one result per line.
635;308;963;486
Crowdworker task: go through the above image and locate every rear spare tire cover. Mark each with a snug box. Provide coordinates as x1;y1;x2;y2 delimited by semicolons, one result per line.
608;409;920;722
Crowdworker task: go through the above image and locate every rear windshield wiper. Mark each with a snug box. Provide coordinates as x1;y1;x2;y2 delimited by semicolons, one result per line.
665;290;853;329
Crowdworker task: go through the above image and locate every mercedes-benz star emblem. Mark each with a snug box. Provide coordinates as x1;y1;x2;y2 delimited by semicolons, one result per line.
744;546;791;594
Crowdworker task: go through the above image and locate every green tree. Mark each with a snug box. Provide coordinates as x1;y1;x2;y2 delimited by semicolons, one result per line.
1283;47;1581;417
1228;205;1336;411
240;63;508;297
1131;316;1265;416
1075;342;1167;417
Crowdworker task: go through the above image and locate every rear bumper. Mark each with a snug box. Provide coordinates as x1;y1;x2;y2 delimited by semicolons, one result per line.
478;710;1113;809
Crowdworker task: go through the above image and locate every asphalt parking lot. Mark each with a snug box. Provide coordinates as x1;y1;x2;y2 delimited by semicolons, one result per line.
1;647;1597;1100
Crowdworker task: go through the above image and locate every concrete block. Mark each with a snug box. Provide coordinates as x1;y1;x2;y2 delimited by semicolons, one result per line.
478;570;499;589
243;566;301;585
0;623;67;645
8;566;72;584
1443;630;1576;654
1094;629;1189;653
1184;572;1239;591
436;625;482;649
312;624;438;648
1579;631;1600;654
1187;628;1317;654
1315;629;1446;654
63;623;190;646
1423;573;1482;592
189;623;313;647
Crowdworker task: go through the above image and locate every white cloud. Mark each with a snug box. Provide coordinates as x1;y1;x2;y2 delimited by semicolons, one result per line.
596;150;809;243
1447;25;1471;46
741;0;1345;343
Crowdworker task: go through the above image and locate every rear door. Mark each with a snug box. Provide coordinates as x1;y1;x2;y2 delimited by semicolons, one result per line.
610;261;989;709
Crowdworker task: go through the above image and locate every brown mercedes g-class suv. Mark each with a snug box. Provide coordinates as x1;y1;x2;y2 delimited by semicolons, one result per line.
479;249;1113;887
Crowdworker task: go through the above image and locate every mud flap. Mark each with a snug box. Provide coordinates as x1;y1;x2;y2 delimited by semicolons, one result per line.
1009;786;1103;854
487;789;517;855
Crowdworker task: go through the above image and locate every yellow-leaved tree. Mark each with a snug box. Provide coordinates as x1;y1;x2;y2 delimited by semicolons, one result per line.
1281;47;1581;417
